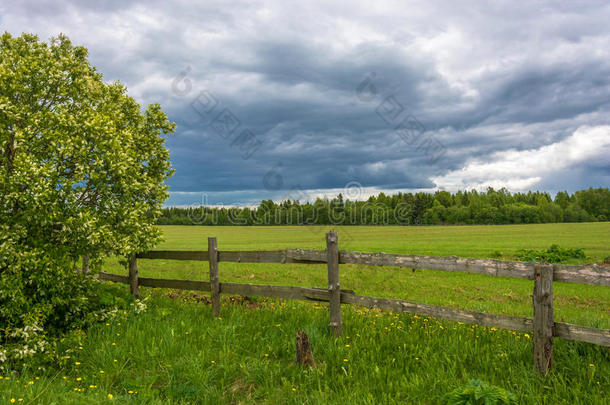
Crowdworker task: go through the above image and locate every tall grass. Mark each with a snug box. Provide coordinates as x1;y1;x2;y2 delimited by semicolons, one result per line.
1;293;607;404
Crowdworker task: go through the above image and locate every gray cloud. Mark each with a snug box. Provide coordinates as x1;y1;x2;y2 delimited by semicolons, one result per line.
2;0;610;205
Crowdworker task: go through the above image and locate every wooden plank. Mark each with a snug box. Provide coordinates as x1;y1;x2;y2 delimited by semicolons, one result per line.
341;293;534;332
286;249;327;263
136;251;209;261
326;231;341;337
139;277;211;291
220;282;330;300
218;250;288;263
98;272;129;283
533;264;554;375
339;251;533;279
129;255;140;299
209;237;220;317
339;251;610;286
554;322;610;347
552;263;609;286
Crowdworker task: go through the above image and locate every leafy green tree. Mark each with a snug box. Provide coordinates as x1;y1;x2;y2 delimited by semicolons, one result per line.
0;33;174;363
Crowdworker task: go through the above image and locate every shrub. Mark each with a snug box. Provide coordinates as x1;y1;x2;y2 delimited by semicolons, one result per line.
515;244;586;263
442;380;518;405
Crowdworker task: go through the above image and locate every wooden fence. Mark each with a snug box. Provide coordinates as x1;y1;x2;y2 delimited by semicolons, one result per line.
98;231;610;375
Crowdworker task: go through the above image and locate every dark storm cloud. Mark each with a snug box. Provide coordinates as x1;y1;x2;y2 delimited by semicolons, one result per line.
2;0;610;205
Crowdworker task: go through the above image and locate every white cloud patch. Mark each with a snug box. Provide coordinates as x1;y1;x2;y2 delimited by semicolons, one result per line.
432;126;610;191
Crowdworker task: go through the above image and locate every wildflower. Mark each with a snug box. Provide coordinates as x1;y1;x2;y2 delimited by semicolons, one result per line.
343;359;348;362
589;364;595;367
107;393;113;399
292;388;297;392
211;360;215;364
28;381;34;385
128;390;133;394
345;344;350;348
111;343;116;346
10;399;15;403
90;385;96;389
75;362;81;365
113;359;118;363
264;354;269;357
100;370;104;374
524;334;530;339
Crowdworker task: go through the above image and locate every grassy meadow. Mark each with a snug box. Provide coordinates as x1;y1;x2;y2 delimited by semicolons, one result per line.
1;222;609;404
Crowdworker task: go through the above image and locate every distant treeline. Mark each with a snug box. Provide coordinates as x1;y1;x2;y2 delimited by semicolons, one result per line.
158;187;609;226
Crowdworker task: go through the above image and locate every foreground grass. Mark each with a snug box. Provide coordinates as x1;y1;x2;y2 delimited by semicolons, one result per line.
1;292;608;404
2;223;608;403
104;223;610;328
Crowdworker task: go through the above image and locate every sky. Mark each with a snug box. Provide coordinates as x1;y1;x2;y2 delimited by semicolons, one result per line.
2;0;609;206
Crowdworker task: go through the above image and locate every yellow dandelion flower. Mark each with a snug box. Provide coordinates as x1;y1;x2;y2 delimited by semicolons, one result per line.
107;393;113;399
343;358;348;362
292;388;297;392
99;370;104;374
264;354;269;357
589;364;595;367
128;390;134;394
345;344;350;348
524;334;530;339
75;362;81;365
10;399;15;404
76;377;82;381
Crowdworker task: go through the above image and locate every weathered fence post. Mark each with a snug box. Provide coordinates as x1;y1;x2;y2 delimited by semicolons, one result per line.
326;231;341;337
208;237;221;317
533;264;554;375
82;253;90;274
129;255;140;299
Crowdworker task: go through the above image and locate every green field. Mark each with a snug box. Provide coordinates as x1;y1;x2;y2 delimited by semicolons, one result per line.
106;223;610;328
1;223;609;404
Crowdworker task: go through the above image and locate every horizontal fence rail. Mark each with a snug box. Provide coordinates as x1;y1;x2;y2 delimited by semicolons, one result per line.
104;232;610;376
98;271;610;347
136;249;610;286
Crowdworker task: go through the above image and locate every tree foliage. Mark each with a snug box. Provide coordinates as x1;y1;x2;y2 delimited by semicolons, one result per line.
0;32;174;366
158;187;609;226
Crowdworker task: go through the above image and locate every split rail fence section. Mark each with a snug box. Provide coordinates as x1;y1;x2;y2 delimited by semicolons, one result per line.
98;231;610;375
